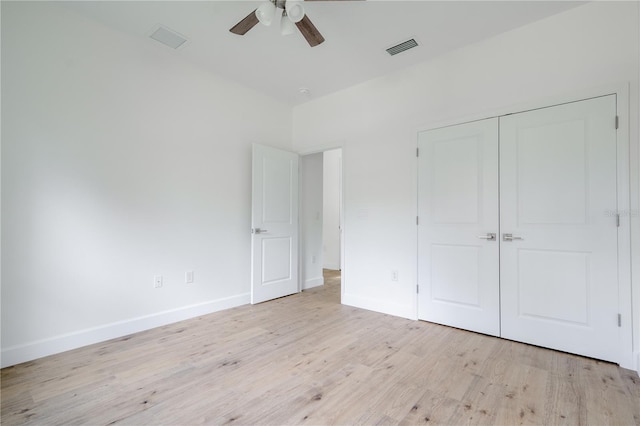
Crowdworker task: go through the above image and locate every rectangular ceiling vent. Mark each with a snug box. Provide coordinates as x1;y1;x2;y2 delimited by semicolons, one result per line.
149;25;188;50
386;38;418;56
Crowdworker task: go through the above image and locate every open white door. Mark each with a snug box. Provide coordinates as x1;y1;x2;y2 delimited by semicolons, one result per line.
251;144;299;304
417;118;500;336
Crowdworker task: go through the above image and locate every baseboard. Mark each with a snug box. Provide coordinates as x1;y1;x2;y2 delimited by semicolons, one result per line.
1;293;250;368
323;263;340;271
342;293;415;320
303;276;324;290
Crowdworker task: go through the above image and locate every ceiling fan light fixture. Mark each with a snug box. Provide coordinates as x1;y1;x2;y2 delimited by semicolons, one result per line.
285;0;305;23
230;0;324;47
281;11;296;35
256;1;276;26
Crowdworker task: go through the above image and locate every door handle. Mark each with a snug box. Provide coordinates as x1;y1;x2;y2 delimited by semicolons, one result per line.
502;233;523;241
252;228;268;234
477;233;496;241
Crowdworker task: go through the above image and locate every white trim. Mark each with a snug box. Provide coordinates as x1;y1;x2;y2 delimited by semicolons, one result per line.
343;292;414;321
297;154;303;294
322;263;340;271
296;141;344;157
417;82;633;133
415;83;635;371
340;144;346;305
302;277;324;290
615;86;634;370
1;293;250;368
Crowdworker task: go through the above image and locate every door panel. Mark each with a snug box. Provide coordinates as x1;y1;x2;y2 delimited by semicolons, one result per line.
261;237;293;284
251;144;299;304
262;156;294;223
418;118;500;336
500;95;619;363
432;136;480;224
431;244;481;306
516;249;590;324
516;119;587;225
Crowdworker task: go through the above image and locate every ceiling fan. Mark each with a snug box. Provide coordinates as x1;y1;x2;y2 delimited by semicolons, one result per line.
229;0;333;47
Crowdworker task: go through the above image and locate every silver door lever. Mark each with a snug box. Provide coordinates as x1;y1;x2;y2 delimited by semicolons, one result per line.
502;233;523;241
252;228;268;234
477;233;496;241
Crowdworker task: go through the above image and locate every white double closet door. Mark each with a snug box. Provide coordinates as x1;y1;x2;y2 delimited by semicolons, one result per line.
417;95;622;363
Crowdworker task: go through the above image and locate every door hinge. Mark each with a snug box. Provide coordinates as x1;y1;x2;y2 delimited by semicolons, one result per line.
616;213;620;227
416;216;419;225
416;147;419;157
615;116;619;130
618;313;622;327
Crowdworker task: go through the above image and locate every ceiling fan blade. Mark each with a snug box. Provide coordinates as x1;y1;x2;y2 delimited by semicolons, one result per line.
295;15;325;47
229;9;259;35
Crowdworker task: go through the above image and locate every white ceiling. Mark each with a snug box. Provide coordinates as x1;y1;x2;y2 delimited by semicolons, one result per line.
61;1;585;106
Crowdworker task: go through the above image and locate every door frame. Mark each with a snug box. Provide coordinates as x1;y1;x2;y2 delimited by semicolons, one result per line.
416;83;633;370
298;144;346;302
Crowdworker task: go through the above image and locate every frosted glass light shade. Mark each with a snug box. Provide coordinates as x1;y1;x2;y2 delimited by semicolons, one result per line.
256;1;276;26
285;0;305;23
281;11;296;35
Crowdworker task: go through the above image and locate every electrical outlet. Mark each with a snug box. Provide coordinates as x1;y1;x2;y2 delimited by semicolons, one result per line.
154;275;163;288
391;270;399;281
185;271;194;284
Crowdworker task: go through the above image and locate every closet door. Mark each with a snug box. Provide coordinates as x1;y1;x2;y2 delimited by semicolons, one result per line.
499;95;620;363
418;118;500;336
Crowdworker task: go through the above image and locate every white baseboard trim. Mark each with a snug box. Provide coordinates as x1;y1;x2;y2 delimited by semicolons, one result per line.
342;293;414;320
303;276;324;290
323;263;340;271
1;293;250;368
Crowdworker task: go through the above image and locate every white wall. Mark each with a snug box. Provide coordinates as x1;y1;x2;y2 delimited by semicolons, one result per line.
1;2;292;366
292;2;640;370
300;153;324;289
323;149;341;270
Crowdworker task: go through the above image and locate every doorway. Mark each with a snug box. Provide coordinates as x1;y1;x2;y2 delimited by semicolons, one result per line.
300;148;343;295
322;268;342;304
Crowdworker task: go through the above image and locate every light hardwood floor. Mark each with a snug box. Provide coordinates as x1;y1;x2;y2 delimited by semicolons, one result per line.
2;270;639;425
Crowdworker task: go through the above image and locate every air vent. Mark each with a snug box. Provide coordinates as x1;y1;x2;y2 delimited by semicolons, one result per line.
386;38;418;56
149;25;188;50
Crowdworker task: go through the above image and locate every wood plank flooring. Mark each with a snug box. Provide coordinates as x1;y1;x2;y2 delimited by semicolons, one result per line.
2;270;639;425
